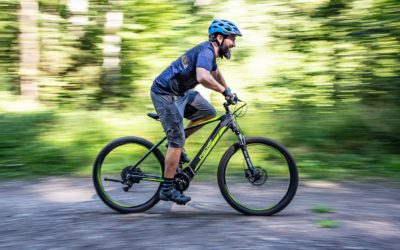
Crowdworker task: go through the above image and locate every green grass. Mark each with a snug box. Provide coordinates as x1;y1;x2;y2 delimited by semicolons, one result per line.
312;204;335;214
317;219;338;228
1;104;400;181
312;204;338;228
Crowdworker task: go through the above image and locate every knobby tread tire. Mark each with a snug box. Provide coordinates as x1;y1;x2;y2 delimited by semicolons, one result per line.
93;136;165;213
217;137;298;216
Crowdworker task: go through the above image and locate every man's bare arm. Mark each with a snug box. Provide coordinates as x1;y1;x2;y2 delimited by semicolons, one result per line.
196;67;226;93
211;68;228;89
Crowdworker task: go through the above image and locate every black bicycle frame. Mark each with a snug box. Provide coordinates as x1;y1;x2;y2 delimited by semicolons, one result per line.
184;114;231;177
130;103;256;181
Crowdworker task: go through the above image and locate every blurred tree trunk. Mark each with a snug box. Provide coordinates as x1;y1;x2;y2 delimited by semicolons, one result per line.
67;0;88;39
18;0;39;100
102;2;123;100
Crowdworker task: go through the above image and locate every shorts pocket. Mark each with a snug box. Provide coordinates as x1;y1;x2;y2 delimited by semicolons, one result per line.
159;102;182;132
162;103;185;147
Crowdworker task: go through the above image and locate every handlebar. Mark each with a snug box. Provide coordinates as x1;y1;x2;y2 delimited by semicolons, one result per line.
223;98;247;116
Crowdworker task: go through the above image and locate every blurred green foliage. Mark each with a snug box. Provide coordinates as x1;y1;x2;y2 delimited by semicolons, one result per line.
0;0;19;93
0;0;399;179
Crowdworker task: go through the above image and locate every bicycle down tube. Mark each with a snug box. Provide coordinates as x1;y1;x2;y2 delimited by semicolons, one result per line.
128;107;244;182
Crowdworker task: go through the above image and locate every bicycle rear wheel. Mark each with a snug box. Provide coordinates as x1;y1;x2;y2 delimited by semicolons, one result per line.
218;137;298;216
93;136;164;213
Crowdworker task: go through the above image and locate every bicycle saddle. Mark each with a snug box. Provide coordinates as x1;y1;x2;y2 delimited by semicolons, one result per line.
147;113;159;120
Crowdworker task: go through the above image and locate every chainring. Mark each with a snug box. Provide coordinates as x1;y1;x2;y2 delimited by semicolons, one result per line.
174;172;191;192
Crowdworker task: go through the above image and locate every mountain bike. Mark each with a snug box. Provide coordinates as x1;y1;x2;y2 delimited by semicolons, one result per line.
93;100;298;216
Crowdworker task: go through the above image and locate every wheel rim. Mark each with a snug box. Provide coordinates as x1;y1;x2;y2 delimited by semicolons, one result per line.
97;142;163;208
223;143;292;211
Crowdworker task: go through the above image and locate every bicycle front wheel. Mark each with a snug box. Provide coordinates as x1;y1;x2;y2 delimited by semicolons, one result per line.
93;136;164;213
218;137;298;216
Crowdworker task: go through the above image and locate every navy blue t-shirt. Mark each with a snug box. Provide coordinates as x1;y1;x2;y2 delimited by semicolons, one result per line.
151;41;218;96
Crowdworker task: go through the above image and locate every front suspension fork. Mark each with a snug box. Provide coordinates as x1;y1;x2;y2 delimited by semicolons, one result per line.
232;126;257;176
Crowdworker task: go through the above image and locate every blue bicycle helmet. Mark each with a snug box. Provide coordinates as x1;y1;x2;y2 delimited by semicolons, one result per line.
208;19;242;59
208;19;242;37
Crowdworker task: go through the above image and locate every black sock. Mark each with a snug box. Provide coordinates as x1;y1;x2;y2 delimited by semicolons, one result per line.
162;178;174;191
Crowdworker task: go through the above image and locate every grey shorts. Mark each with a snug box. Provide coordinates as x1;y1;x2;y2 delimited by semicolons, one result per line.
151;89;217;148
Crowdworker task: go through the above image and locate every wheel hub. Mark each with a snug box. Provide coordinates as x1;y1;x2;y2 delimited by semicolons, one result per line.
121;166;143;191
246;167;268;186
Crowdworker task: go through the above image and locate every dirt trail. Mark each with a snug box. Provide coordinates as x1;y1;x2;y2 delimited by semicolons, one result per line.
0;177;399;249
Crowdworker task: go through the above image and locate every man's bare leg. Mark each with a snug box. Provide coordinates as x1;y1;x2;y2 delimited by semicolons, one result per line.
164;147;181;178
160;146;190;204
159;114;215;204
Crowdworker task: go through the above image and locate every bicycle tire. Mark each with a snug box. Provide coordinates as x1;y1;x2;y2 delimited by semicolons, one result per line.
218;137;298;216
93;136;164;213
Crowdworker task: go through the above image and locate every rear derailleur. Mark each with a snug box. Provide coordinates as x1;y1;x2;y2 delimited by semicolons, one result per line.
121;166;143;192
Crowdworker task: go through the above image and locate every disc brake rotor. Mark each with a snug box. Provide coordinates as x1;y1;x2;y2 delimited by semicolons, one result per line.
246;167;268;186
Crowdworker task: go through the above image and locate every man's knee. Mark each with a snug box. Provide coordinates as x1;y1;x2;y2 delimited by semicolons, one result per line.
208;107;217;118
198;107;216;121
203;110;217;120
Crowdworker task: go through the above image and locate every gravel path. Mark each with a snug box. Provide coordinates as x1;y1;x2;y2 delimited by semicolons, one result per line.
0;177;399;249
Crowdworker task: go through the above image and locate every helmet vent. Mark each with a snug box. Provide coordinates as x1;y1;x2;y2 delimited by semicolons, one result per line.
208;19;241;37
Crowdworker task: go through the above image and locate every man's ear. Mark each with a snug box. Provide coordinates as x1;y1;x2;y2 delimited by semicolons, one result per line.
217;34;224;43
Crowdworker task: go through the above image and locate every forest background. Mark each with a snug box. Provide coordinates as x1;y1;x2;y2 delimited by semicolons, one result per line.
0;0;399;180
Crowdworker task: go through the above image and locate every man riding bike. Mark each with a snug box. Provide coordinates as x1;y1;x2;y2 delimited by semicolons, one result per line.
150;19;242;204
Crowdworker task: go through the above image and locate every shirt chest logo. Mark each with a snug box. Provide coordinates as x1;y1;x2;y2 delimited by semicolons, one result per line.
181;55;189;69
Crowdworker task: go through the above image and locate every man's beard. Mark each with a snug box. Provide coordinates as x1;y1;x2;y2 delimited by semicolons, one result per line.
221;46;231;59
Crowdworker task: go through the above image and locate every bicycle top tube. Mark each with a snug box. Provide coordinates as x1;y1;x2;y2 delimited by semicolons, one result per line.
184;115;224;132
184;100;247;132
